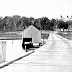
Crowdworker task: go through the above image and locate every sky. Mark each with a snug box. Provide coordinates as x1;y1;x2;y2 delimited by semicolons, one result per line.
0;0;72;19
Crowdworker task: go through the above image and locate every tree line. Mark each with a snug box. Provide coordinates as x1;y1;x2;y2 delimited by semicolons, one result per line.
0;15;72;31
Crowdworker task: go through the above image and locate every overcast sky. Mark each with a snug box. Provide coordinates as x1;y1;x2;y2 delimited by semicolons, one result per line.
0;0;72;19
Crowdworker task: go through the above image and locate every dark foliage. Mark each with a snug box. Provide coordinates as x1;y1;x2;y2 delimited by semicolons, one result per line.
0;15;71;31
58;21;69;31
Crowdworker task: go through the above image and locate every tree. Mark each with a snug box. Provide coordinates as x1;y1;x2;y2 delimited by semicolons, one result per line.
21;17;31;29
34;18;42;30
28;17;35;25
40;17;51;30
11;15;21;30
5;16;13;31
50;19;57;30
57;21;64;31
17;19;24;30
57;21;69;31
0;17;7;31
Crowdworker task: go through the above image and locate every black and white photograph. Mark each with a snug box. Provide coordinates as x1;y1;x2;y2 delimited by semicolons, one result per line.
0;0;72;72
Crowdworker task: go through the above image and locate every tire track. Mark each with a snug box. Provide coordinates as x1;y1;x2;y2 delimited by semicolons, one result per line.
47;33;56;49
46;33;59;55
54;33;72;54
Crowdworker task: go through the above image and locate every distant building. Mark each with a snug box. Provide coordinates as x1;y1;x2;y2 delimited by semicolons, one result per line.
22;25;41;43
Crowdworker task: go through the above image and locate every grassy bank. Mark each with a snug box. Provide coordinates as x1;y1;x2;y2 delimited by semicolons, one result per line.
57;31;72;40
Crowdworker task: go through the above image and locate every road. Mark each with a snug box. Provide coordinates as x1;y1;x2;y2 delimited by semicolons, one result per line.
0;33;72;72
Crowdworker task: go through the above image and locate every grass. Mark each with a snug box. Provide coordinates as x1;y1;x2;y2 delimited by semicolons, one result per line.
0;30;50;40
57;31;72;40
0;32;22;40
